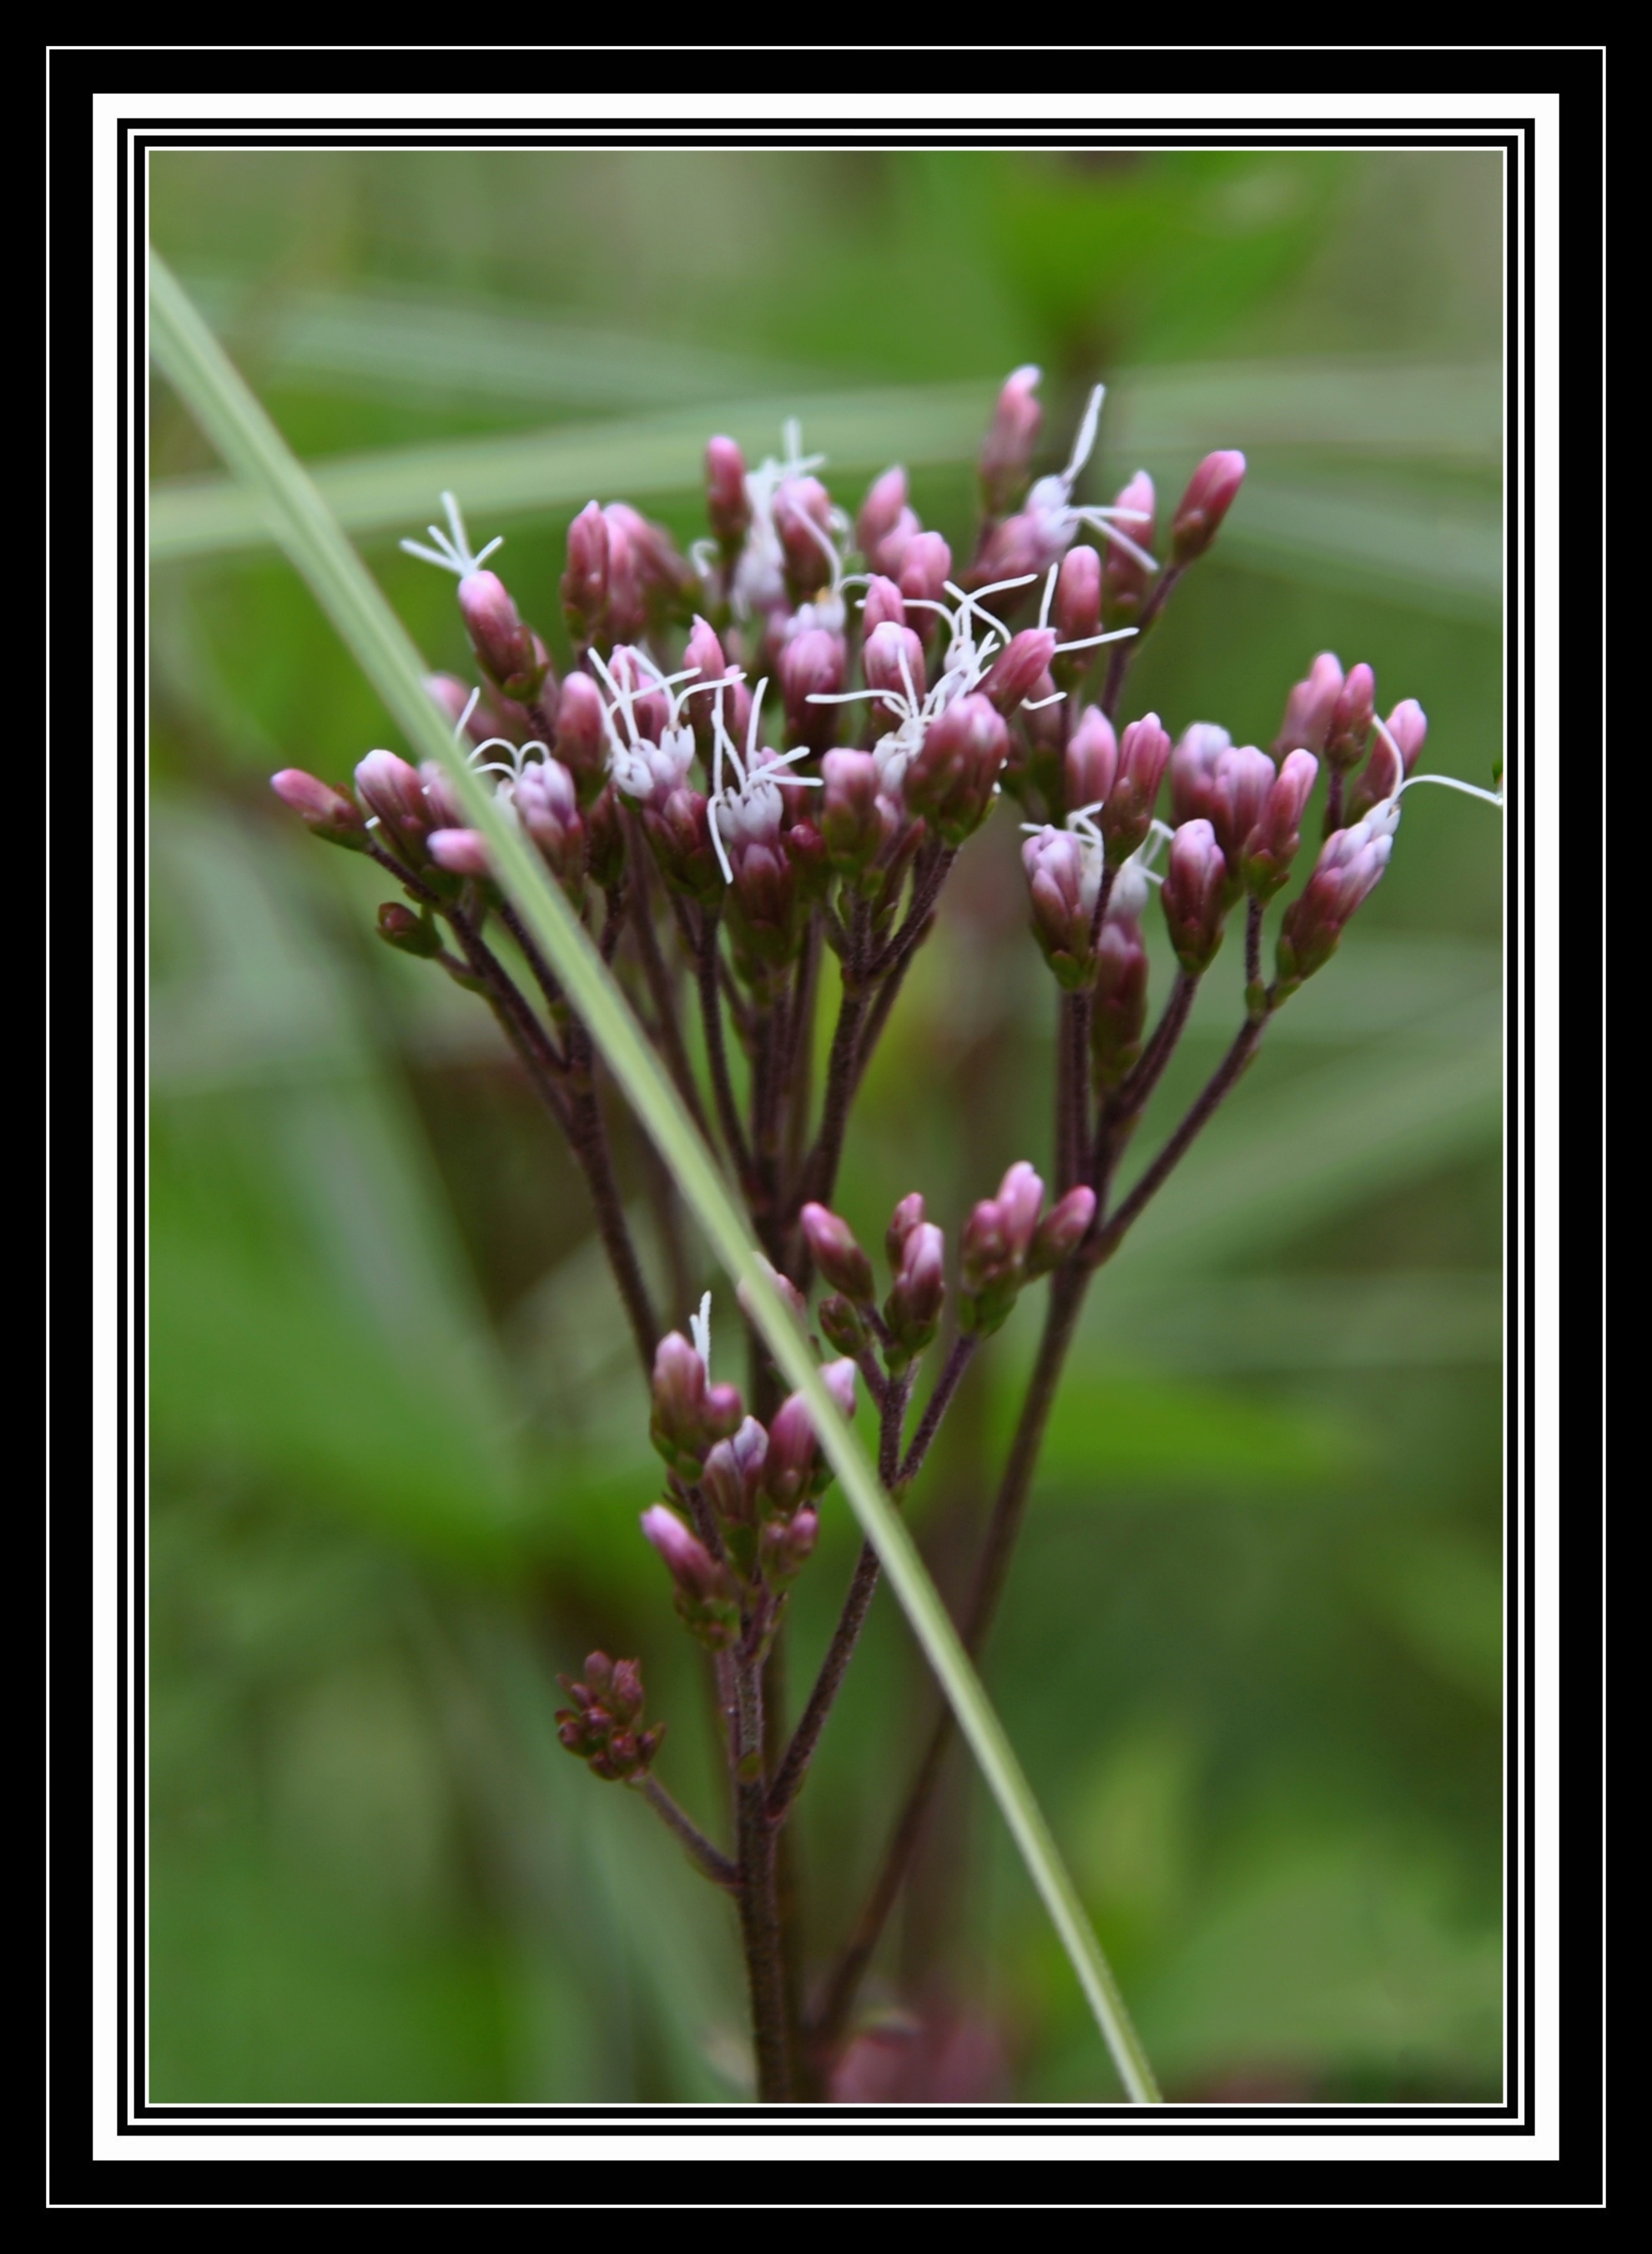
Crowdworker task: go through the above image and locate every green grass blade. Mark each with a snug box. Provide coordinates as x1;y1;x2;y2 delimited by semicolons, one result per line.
148;249;1162;2105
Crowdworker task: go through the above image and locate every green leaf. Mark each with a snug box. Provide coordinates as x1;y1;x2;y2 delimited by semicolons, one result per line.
148;249;1161;2103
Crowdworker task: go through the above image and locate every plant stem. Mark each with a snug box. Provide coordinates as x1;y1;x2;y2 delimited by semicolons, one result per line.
731;1628;793;2100
565;1023;660;1377
626;827;712;1141
633;1774;738;1889
1099;567;1183;724
809;1263;1089;2053
696;904;754;1190
1088;1016;1264;1262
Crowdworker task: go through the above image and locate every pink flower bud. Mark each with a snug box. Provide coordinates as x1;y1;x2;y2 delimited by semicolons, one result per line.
562;502;610;642
800;1203;876;1304
897;530;953;609
818;748;885;870
702;1415;768;1530
426;828;492;877
1241;749;1319;899
980;364;1043;517
1273;653;1344;759
971;510;1057;587
1347;732;1402;824
706;435;750;547
983;628;1058;716
821;1357;858;1420
417;762;465;830
683;613;728;695
643;786;720;901
1091;912;1149;1086
886;1192;927;1269
774;476;836;598
457;569;545;700
1101;471;1156;629
649;1329;708;1472
552;670;607;801
885;1218;946;1359
555;1652;663;1778
601;512;647;644
270;768;367;849
355;749;430;853
1161;818;1228;974
780;626;846;751
1208;744;1277;876
1053;542;1103;656
858;466;910;562
608;1657;644;1723
1170;723;1231;829
996;1162;1045;1260
903;693;1008;845
1385;698;1428;774
1326;663;1376;772
1064;706;1118;816
1030;1185;1096;1274
864;620;927;706
516;757;585;886
1276;815;1394;991
860;575;907;634
640;1504;728;1605
1170;450;1246;565
423;673;478;734
1023;826;1100;990
763;1395;818;1512
1099;714;1171;861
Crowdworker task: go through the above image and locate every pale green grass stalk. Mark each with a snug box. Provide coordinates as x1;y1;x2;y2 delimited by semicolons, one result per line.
149;249;1161;2104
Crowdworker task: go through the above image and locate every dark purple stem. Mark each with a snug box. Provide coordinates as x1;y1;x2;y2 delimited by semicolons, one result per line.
1099;566;1184;724
697;905;755;1190
1088;1016;1264;1262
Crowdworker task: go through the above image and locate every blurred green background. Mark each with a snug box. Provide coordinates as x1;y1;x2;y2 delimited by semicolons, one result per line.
147;147;1505;2103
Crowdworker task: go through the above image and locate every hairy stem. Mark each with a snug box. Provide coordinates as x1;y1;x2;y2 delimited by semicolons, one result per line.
1090;1016;1265;1262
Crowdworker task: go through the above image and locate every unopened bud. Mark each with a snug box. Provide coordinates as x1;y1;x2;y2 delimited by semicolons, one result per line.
884;1218;945;1363
1023;825;1100;990
1208;744;1277;890
562;501;610;643
649;1329;708;1475
864;620;927;707
735;1255;809;1333
984;628;1058;716
885;1192;928;1270
818;1293;869;1359
1029;1184;1096;1274
458;569;546;700
780;627;845;751
270;768;368;850
418;762;465;830
1325;663;1376;773
903;693;1008;845
1273;653;1344;760
375;901;441;957
1098;714;1171;861
1170;723;1231;829
640;1505;739;1647
516;756;585;888
860;575;907;633
426;828;492;878
959;1162;1046;1334
702;1415;768;1530
1161;818;1228;973
760;1504;819;1588
1052;545;1103;681
980;365;1043;517
1275;814;1393;994
763;1362;855;1511
817;749;884;870
706;436;750;548
1091;911;1150;1087
800;1203;876;1304
774;476;836;598
897;530;953;609
1385;698;1428;774
1101;471;1156;629
1064;706;1118;817
555;1651;662;1779
354;749;429;852
1170;450;1246;565
1241;749;1319;899
858;466;911;568
552;670;608;803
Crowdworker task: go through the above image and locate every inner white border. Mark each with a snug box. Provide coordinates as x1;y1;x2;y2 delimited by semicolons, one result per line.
89;81;1563;2170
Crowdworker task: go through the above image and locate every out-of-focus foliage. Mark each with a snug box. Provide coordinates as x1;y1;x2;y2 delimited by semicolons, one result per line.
148;147;1504;2102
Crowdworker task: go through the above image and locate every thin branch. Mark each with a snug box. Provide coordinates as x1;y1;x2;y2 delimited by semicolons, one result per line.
632;1774;738;1889
696;904;755;1189
896;1333;978;1490
1088;1016;1265;1262
625;831;712;1140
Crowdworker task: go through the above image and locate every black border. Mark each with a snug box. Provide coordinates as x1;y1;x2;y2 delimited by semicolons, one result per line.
55;42;1604;2207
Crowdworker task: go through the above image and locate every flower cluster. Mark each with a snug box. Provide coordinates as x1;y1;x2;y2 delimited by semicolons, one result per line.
268;364;1502;2097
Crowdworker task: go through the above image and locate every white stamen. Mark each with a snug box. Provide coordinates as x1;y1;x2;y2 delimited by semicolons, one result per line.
399;489;505;577
690;1292;713;1371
